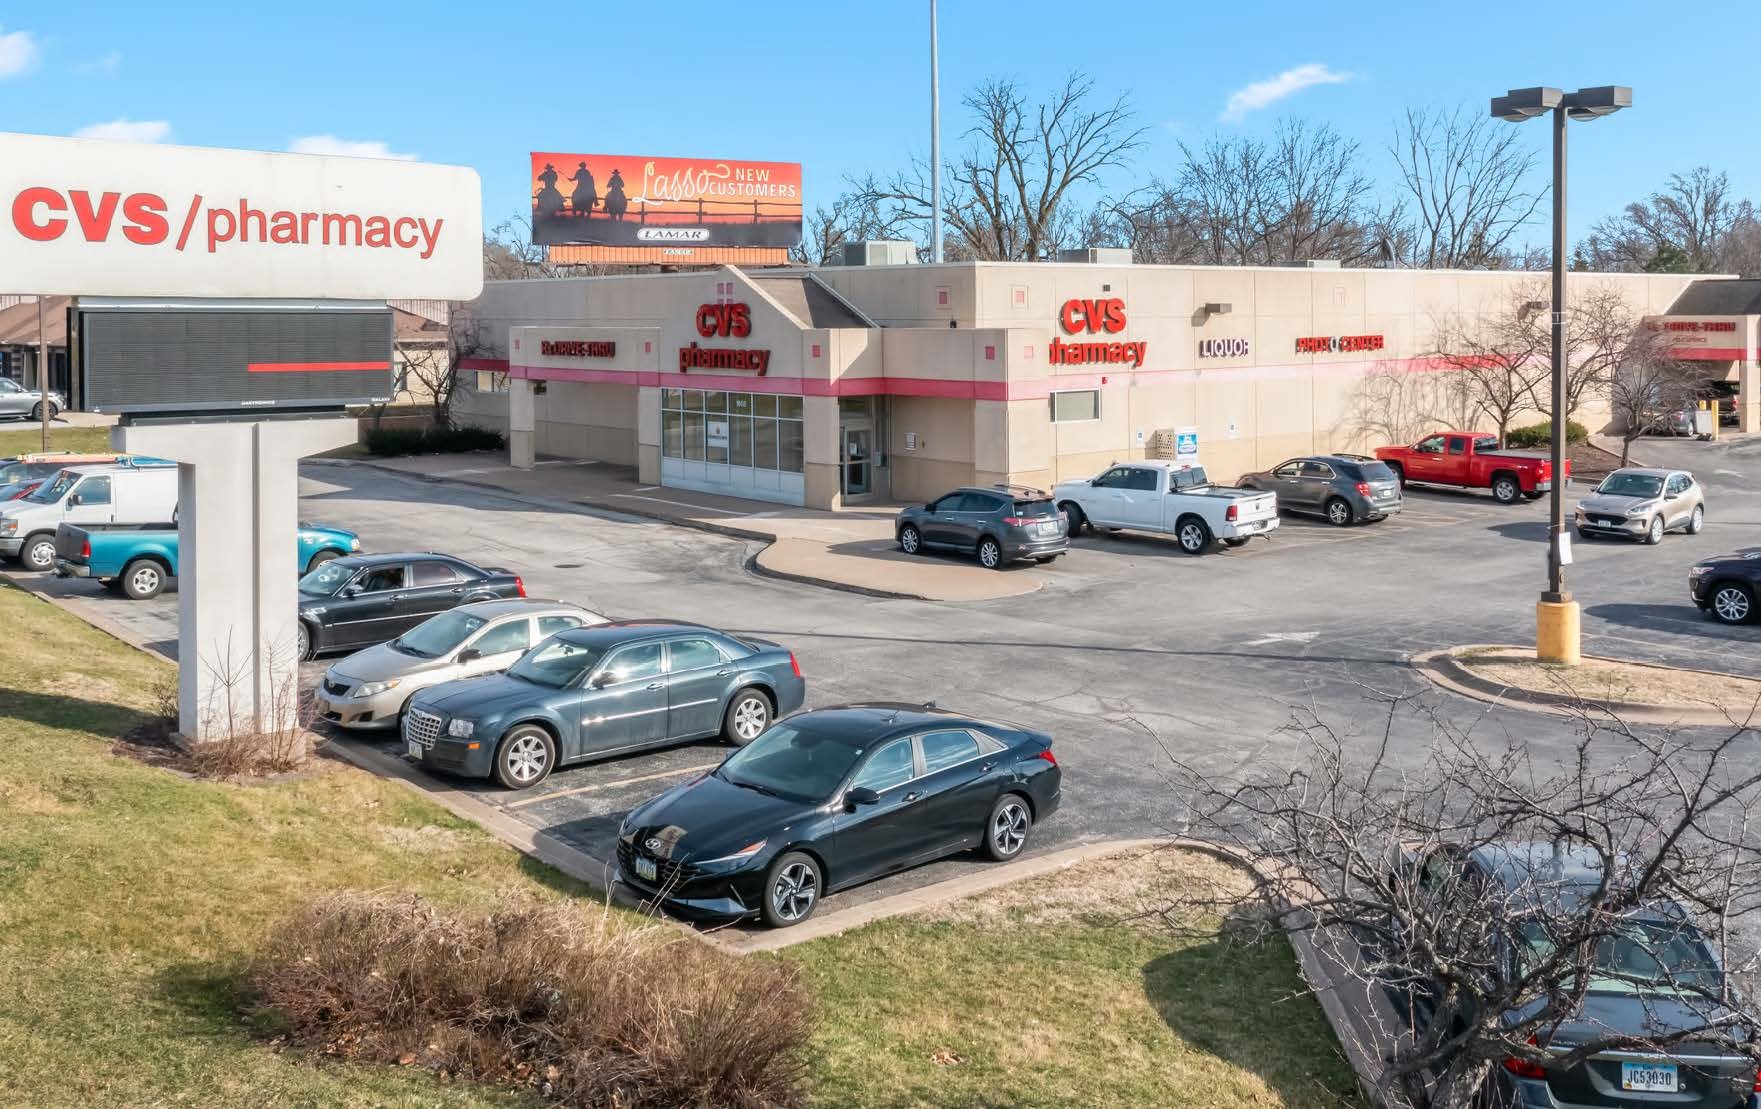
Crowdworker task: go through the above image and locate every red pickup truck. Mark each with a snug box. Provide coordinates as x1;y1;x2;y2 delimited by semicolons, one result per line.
1374;431;1568;504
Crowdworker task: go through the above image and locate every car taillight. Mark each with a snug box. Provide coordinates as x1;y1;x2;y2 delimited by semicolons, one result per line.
514;576;526;598
1502;1036;1547;1080
1355;482;1372;497
1225;504;1238;522
80;538;90;558
1034;747;1057;767
1002;516;1027;526
789;651;802;679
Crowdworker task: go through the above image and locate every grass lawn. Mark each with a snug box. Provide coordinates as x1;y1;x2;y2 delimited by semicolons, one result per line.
0;423;114;457
0;580;1355;1108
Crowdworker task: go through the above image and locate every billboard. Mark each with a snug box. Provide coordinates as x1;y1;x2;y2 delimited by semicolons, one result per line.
0;131;482;300
78;301;393;414
529;152;801;250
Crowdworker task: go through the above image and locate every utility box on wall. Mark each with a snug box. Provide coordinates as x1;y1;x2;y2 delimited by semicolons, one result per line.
76;298;394;416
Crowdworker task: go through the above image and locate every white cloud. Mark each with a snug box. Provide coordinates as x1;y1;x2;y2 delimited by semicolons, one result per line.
75;49;122;74
73;118;172;143
0;26;41;78
1220;63;1352;122
288;135;417;161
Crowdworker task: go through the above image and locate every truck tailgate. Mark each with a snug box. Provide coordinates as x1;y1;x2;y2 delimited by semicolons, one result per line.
1233;491;1279;524
53;524;89;564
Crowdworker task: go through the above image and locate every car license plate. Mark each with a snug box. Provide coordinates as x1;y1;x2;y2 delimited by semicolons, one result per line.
1620;1062;1677;1092
1536;481;1552;491
634;856;657;882
1038;521;1059;536
406;739;422;759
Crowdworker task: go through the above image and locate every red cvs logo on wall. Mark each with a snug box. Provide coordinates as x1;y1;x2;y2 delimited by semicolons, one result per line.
1059;298;1128;335
695;302;752;339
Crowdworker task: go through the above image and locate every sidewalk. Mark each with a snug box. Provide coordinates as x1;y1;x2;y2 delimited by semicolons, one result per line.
335;452;1045;603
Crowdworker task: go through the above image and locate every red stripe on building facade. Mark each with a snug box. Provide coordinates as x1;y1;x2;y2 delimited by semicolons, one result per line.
245;361;391;373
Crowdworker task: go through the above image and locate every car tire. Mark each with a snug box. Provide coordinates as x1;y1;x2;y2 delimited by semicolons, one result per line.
762;850;822;928
1491;475;1521;505
1709;583;1755;625
1059;501;1087;537
723;688;771;746
1386;462;1406;489
120;559;166;600
898;524;922;555
296;620;316;661
305;548;342;574
20;534;54;572
1175;516;1212;555
1644;516;1664;545
1324;497;1354;527
984;793;1033;861
493;725;556;790
29;402;57;422
977;536;1003;570
1221;537;1249;548
1687;505;1704;535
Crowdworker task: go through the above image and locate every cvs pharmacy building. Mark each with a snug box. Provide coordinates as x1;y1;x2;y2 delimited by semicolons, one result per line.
454;261;1707;509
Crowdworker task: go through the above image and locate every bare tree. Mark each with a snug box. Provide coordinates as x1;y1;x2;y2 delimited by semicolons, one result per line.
1563;283;1647;425
790;177;913;265
1580;168;1757;273
1342;366;1479;450
862;73;1146;260
483;215;563;281
1164;695;1761;1109
1609;326;1699;465
1387;106;1545;270
1428;281;1552;445
395;338;455;431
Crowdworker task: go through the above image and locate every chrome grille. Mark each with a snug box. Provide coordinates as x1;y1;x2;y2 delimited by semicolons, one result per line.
403;707;443;749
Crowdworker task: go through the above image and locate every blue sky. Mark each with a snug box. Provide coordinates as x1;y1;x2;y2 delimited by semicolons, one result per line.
2;0;1754;248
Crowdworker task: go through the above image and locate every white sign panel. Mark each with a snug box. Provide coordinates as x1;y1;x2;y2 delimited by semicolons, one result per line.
1174;426;1199;460
0;132;483;300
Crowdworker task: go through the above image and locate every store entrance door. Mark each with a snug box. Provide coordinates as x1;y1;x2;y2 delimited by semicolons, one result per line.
842;425;871;496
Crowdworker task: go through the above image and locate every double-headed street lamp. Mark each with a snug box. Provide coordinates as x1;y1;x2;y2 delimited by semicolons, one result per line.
1489;85;1631;666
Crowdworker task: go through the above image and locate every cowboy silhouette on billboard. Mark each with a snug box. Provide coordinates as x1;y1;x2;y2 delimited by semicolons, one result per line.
604;168;628;221
568;161;597;215
534;162;564;216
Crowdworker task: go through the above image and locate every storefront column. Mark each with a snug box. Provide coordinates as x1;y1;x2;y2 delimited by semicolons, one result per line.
509;377;536;469
803;394;840;508
973;400;1012;488
636;385;661;485
1741;358;1760;435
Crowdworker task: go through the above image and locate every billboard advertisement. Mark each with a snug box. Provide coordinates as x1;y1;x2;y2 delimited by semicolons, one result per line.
0;131;482;300
529;152;801;249
78;301;393;414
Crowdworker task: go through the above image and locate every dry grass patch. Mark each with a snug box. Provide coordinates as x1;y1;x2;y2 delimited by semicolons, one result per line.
251;892;813;1108
1459;647;1761;718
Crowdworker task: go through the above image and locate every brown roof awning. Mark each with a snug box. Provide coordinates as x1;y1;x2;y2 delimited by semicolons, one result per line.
0;297;71;346
1664;279;1761;316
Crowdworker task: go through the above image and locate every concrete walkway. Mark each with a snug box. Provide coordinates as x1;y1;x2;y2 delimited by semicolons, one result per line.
345;452;1047;602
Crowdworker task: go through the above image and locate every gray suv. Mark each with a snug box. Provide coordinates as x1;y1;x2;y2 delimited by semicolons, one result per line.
1237;454;1402;526
896;485;1068;569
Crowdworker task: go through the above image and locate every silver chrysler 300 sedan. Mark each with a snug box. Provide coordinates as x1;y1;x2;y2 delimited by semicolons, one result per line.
317;599;603;730
1575;468;1705;545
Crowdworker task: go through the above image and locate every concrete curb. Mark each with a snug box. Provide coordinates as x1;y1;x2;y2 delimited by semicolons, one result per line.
1412;644;1750;728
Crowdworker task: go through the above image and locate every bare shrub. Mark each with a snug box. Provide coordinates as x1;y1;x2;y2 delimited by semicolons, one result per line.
249;893;814;1108
182;632;315;779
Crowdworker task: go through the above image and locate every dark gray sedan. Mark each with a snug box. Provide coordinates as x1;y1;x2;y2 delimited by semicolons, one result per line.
403;621;807;790
1237;454;1402;526
896;484;1067;569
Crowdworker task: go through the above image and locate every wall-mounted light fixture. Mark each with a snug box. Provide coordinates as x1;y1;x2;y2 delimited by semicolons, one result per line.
1200;302;1232;319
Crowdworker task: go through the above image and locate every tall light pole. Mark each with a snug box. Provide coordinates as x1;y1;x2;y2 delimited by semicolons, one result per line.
929;0;944;263
1490;85;1631;666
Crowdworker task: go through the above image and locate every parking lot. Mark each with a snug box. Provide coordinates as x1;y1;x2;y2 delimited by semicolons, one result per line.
13;434;1761;928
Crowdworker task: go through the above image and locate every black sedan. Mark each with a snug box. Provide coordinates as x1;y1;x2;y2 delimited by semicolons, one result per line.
296;552;525;659
1690;549;1761;625
616;703;1061;928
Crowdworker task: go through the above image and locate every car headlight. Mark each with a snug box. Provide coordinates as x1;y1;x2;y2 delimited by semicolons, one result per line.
0;519;14;535
1625;504;1651;517
349;537;362;551
1691;565;1711;576
446;718;475;739
693;840;769;870
355;679;400;698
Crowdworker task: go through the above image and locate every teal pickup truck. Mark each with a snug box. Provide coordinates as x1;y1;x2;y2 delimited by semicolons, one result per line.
53;521;363;599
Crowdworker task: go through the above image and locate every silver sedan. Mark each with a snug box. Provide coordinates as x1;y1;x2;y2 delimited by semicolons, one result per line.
0;378;64;421
1575;467;1705;544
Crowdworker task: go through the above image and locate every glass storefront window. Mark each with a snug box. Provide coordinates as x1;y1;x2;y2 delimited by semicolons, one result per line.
731;393;753;415
729;416;753;467
662;388;682;410
752;416;778;470
754;394;777;418
683;411;705;461
705;391;728;414
684;390;704;412
779;419;804;473
778;395;803;420
707;412;729;464
661;410;683;458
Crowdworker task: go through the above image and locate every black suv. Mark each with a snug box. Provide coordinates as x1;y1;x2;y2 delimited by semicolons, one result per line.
896;485;1068;569
1690;549;1761;625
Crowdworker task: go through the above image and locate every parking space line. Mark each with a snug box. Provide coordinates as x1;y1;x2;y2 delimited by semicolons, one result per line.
500;762;720;810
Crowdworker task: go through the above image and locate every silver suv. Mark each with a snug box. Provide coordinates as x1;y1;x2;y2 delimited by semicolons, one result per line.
1576;468;1705;544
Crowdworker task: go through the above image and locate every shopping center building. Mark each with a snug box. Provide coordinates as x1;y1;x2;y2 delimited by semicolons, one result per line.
452;260;1746;509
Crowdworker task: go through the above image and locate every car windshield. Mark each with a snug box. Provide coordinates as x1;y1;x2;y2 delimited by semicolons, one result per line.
392;610;488;659
1171;467;1211;491
1518;918;1723;997
716;723;868;804
1597;473;1664;498
298;561;358;596
0;463;39;484
507;638;604;688
24;471;78;504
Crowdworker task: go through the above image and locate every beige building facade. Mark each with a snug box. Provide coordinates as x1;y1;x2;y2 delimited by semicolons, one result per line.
453;262;1728;510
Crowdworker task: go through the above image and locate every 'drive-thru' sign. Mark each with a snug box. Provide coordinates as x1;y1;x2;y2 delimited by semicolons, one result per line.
0;132;483;300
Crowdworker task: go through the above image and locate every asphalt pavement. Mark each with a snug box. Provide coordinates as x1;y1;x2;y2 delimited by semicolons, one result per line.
12;435;1760;923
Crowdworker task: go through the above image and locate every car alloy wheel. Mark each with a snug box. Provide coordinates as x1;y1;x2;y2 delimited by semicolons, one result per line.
1492;477;1519;504
1712;585;1753;625
502;733;549;786
1688;505;1704;534
726;691;770;745
124;562;163;599
1646;516;1664;545
899;525;921;555
765;853;820;927
1177;521;1209;554
1326;498;1353;527
296;622;311;661
23;537;53;571
987;795;1031;860
978;537;1002;569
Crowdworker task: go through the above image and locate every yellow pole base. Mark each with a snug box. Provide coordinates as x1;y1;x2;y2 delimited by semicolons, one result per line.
1536;600;1581;666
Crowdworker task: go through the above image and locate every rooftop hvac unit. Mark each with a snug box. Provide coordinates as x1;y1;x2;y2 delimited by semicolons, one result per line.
1056;247;1134;265
840;240;917;266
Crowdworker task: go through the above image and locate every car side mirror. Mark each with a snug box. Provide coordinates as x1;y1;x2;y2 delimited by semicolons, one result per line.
457;648;482;663
65;494;80;507
844;786;880;808
342;583;362;598
589;671;614;688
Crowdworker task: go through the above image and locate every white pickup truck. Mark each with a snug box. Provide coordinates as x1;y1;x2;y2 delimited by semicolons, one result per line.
1052;461;1280;554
